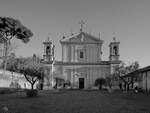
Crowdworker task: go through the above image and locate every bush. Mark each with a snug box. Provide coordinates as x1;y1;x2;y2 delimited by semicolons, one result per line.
94;78;106;90
26;89;38;97
36;83;44;90
9;81;21;89
0;88;16;94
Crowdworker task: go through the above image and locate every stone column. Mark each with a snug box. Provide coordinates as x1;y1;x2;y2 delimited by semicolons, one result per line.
62;44;64;61
71;45;73;62
44;45;46;55
68;45;71;62
71;45;75;62
64;44;68;62
73;45;75;62
75;46;78;62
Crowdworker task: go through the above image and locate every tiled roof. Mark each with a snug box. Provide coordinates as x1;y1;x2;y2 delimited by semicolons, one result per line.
123;65;150;77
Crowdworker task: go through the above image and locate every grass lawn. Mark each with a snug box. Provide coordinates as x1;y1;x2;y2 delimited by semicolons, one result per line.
0;90;150;113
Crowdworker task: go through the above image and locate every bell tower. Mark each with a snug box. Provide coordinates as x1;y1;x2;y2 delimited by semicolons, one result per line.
43;37;55;62
109;37;120;61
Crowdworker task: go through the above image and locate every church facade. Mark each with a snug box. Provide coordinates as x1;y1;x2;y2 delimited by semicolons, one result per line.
42;28;121;89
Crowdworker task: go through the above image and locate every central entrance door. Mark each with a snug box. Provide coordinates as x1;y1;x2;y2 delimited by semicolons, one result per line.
79;78;84;89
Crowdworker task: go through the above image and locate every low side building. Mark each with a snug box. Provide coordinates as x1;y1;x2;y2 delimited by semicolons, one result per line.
123;66;150;93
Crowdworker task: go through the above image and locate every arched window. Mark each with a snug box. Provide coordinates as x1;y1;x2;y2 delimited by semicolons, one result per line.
113;46;118;55
46;46;50;55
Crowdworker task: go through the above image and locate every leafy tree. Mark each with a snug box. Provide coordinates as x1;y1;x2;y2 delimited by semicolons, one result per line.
105;74;114;89
54;77;65;88
0;17;33;70
94;78;106;90
114;61;139;91
0;53;18;81
2;55;45;90
1;53;17;71
0;17;33;42
18;57;44;90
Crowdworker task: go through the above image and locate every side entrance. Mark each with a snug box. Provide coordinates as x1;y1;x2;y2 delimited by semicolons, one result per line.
79;78;84;89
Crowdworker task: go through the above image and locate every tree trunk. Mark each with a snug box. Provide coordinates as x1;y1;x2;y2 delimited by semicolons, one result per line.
127;84;130;91
4;39;11;71
31;83;34;90
123;82;127;91
4;41;8;71
99;85;102;90
109;83;112;89
41;83;43;90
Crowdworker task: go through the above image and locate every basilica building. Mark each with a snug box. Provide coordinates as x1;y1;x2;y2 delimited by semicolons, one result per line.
42;26;121;89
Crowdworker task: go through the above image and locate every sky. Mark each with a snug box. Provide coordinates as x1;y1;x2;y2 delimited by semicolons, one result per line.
0;0;150;68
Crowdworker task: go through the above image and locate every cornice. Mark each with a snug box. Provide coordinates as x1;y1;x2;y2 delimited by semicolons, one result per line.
60;41;103;45
42;61;111;65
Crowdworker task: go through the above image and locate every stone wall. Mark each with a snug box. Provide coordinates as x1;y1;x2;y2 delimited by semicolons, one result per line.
0;70;31;89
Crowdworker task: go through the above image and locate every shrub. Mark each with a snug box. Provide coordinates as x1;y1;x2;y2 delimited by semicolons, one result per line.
26;89;38;97
9;81;21;89
94;78;106;90
0;88;15;94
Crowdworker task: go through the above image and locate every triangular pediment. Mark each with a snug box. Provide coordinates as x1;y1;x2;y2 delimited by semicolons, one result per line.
60;32;103;44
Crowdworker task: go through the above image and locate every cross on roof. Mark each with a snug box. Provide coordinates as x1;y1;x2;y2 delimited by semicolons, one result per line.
113;32;116;42
113;37;116;42
79;20;85;32
47;37;50;42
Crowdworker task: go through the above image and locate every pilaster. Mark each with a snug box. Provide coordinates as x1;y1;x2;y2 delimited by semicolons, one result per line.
62;44;64;61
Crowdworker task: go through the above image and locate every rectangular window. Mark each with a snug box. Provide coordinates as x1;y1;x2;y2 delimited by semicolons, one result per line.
80;51;84;59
